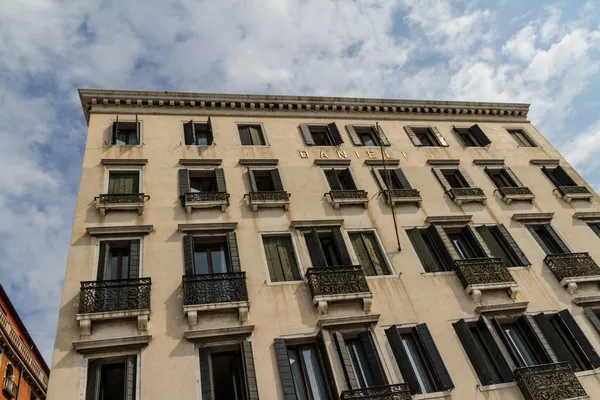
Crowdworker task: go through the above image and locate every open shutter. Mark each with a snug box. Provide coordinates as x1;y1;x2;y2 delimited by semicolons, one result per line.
271;169;284;191
325;169;342;191
128;240;140;279
496;224;529;266
135;115;140;145
248;168;258;192
542;166;562;188
97;242;109;280
432;168;452;193
111;116;119;145
346;125;362;146
183;120;195;145
333;228;352;266
376;125;390;146
86;359;102;400
226;232;241;273
404;126;422;146
385;326;420;394
475;317;513;382
407;228;441;272
332;332;359;390
555;310;600;368
358;332;388;386
373;169;387;190
517;316;554;363
124;355;136;400
306;230;327;267
300;124;315;146
546;225;571;254
316;330;339;399
504;167;523;187
241;341;259;400
458;167;477;188
215;168;227;193
491;316;525;367
342;168;357;190
328;123;343;146
183;235;195;276
414;324;454;391
526;225;552;255
554;166;577;186
428;224;459;264
584;308;600;336
178;169;190;196
393;168;412;189
477;226;507;263
534;313;573;365
199;348;213;400
273;339;297;399
431;127;448;146
466;226;492;258
207;116;213;145
452;320;496;386
470;125;491;146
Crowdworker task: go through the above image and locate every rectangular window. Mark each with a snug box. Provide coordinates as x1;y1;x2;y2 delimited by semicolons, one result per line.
263;235;301;282
112;121;139;146
476;225;527;267
485;168;517;188
325;168;357;191
193;236;230;275
310;126;335;146
498;322;543;367
349;232;390;276
542;166;577;188
354;126;381;146
86;355;137;400
97;240;140;281
454;125;491;147
345;338;377;388
108;171;140;194
406;227;454;272
239;124;267;146
508;129;537;147
441;169;468;188
211;350;247;399
189;170;218;192
412;127;439;147
526;224;570;254
376;169;404;189
287;344;330;399
444;227;485;259
253;170;275;191
184;120;213;146
590;223;600;238
303;228;351;268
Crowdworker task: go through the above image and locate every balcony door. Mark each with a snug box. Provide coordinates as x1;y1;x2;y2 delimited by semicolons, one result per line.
97;240;140;281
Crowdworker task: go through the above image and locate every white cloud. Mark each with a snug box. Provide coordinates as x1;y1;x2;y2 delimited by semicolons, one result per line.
503;26;537;61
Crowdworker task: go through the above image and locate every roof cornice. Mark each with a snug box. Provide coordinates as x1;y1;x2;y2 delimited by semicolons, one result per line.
78;89;530;124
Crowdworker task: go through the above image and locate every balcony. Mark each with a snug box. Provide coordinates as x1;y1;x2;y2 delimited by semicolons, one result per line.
455;258;518;302
77;278;151;335
448;187;487;206
383;189;422;207
498;186;535;204
2;378;16;399
95;193;149;216
183;272;249;325
306;266;372;314
557;185;593;203
514;362;587;400
328;190;369;209
545;253;600;297
247;191;290;211
341;384;412;400
182;191;229;213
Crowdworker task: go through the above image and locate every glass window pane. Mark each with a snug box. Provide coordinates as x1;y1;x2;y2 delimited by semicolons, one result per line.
301;347;328;400
347;340;376;388
212;245;228;273
503;324;538;366
288;349;310;400
194;249;209;275
401;334;435;394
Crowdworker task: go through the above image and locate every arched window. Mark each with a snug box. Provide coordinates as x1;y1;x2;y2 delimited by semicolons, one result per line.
5;363;14;380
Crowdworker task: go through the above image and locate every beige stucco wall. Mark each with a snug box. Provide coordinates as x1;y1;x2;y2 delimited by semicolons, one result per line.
47;101;600;400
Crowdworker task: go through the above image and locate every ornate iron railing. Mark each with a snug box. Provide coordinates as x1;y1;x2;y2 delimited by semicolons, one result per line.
448;187;485;198
499;186;534;197
183;272;248;305
544;253;600;282
329;189;368;200
514;362;587;400
98;193;147;204
306;266;370;297
2;377;16;398
384;188;421;199
183;192;229;203
79;278;151;314
558;185;591;196
455;258;515;289
341;383;412;400
248;191;290;202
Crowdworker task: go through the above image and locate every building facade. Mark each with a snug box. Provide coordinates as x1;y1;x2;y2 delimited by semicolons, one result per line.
47;89;600;400
0;284;49;400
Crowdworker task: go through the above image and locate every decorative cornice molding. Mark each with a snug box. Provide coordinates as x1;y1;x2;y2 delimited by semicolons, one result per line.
291;219;344;229
314;159;352;166
239;158;279;166
79;89;530;124
179;158;222;166
573;212;600;222
427;159;460;166
530;159;560;166
512;213;554;222
101;158;148;166
317;314;380;328
86;225;154;236
364;159;401;166
475;301;529;315
473;159;505;166
425;215;473;225
73;335;152;354
184;325;254;343
178;222;237;232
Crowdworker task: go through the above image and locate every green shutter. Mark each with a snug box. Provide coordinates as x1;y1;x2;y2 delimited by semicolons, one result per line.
358;331;388;386
346;125;362;146
86;359;102;400
183;235;195;276
332;332;359;390
215;168;227;193
414;324;454;391
333;228;352;266
273;339;297;399
385;326;421;394
470;124;491;146
271;169;284;191
183;120;195;145
241;341;259;400
199;348;213;400
178;169;190;196
124;355;136;400
128;240;140;279
328;123;343;146
97;242;109;280
227;232;241;272
299;124;314;146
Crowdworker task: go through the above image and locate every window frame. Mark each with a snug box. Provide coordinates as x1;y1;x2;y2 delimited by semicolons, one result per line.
237;122;269;146
476;225;527;268
81;350;141;400
507;129;537;147
181;119;213;147
248;166;283;193
298;226;350;269
260;231;305;285
411;126;442;147
455;127;482;147
346;228;395;278
187;168;219;193
406;226;454;273
485;168;517;189
351;125;382;147
441;169;469;189
93;237;144;281
526;223;571;255
308;124;337;146
110;118;142;147
589;223;600;239
320;167;358;191
103;165;143;194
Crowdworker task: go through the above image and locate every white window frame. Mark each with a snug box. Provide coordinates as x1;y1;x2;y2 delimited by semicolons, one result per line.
103;165;144;194
181;119;213;147
79;350;142;400
236;122;269;146
110;118;143;147
259;231;304;285
92;236;145;280
345;228;396;278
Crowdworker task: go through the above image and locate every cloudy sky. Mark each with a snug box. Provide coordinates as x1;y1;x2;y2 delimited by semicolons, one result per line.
1;0;599;362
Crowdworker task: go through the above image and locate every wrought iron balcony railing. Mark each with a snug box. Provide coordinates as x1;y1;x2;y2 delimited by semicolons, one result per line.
544;253;600;282
248;191;290;202
383;189;422;206
79;278;151;314
183;191;229;204
448;187;486;199
558;185;592;196
306;266;370;297
498;186;534;197
98;193;148;204
2;377;17;398
329;189;369;201
455;258;516;288
340;383;412;400
183;272;248;306
514;362;587;400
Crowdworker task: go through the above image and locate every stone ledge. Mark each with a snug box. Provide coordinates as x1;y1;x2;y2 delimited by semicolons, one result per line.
425;215;473;225
573;212;600;222
179;158;222;166
239;158;279;166
529;159;560;166
313;293;373;315
86;225;154;236
472;159;505;166
427;159;460;166
184;325;255;343
475;301;529;315
178;222;237;232
364;159;401;166
317;314;380;328
511;212;554;222
101;158;148;166
314;159;352;166
183;301;250;325
291;219;344;229
76;310;150;335
73;335;152;354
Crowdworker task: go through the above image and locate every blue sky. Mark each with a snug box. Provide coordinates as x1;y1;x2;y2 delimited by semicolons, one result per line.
1;0;599;362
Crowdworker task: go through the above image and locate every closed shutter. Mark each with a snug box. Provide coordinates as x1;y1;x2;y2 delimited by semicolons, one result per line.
470;125;491;146
526;225;552;255
429;224;459;265
346;125;362;146
178;169;190;196
299;124;315;146
316;330;339;399
414;324;454;391
534;313;573;364
376;125;390;146
407;228;441;272
273;339;297;399
96;241;109;280
452;320;496;386
183;120;195;145
358;332;388;386
128;240;140;279
328;123;343;146
431;127;448;146
554;166;577;186
333;228;352;266
239;126;252;145
496;225;530;266
199;348;213;400
215;168;227;193
332;332;359;390
372;169;387;190
276;237;300;281
325;169;342;191
183;235;195;276
207;117;213;145
342;168;357;190
111;117;119;145
555;310;600;368
264;237;284;282
404;126;422;146
475;317;513;382
458;167;477;188
249;126;263;145
271;169;284;191
385;326;420;394
226;232;241;273
124;355;137;400
584;308;600;336
504;167;523;187
432;168;452;193
393;168;411;189
517;316;554;363
306;230;327;268
86;359;102;400
241;341;259;400
248;168;258;192
546;225;571;254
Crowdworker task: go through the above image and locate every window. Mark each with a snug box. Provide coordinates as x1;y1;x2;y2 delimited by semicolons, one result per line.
238;124;267;146
248;168;284;192
179;168;227;196
183;232;240;276
111;119;140;146
498;322;545;367
413;127;437;146
303;228;351;268
454;125;491;147
406;226;454;272
526;224;570;254
5;363;13;380
346;125;390;147
97;240;140;280
263;235;301;282
184;119;213;146
542;166;577;188
404;126;447;147
325;168;357;191
86;355;137;400
333;331;388;390
485;168;517;188
374;168;410;190
300;123;343;146
508;129;537;147
476;225;529;267
349;232;390;276
444;227;485;259
590;223;600;238
287;344;330;399
107;171;140;194
441;169;468;189
386;324;454;395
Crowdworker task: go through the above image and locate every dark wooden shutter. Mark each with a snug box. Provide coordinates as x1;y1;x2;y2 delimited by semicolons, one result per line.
207;116;213;145
496;224;530;266
516;316;553;364
316;330;339;399
111;116;119;145
358;332;387;386
584;308;600;336
534;313;574;364
504;167;523;187
453;320;495;386
376;125;390;146
199;348;213;400
406;228;441;273
240;341;259;400
178;169;190;196
271;169;284;191
432;168;452;193
414;324;454;391
393;168;411;189
342;168;357;190
475;317;513;382
135;115;140;145
226;232;241;273
333;228;352;266
491;316;525;367
431;127;448;146
404;126;422;146
542;166;562;188
546;224;571;254
332;332;359;390
328;123;343;146
526;225;552;255
183;120;195;145
128;240;140;279
306;230;327;267
477;226;507;263
554;166;577;186
124;355;136;400
470;125;491;146
346;125;362;146
466;226;492;258
426;225;457;269
273;339;297;399
183;235;195;276
555;310;600;368
325;169;342;190
96;241;109;280
248;168;258;192
86;359;102;400
385;326;420;394
215;168;227;193
300;124;315;146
